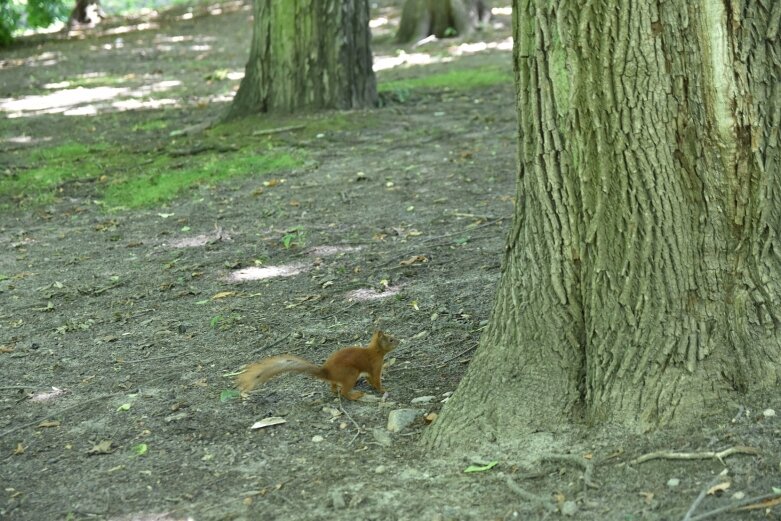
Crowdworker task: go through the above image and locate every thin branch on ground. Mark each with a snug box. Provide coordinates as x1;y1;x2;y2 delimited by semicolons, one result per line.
682;474;727;521
122;349;188;364
1;374;171;438
687;491;781;521
251;124;306;136
338;396;363;446
250;332;293;356
0;386;32;391
632;446;759;465
504;474;557;513
0;392;122;438
542;454;599;489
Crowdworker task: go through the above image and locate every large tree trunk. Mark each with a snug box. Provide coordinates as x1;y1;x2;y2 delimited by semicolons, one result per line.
227;0;377;118
396;0;489;44
423;0;781;450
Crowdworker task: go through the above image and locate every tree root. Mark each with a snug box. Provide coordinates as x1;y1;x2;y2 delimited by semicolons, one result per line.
542;454;599;489
504;475;557;513
633;446;759;465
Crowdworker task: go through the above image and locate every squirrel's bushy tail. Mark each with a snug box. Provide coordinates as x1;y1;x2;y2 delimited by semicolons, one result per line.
236;355;326;392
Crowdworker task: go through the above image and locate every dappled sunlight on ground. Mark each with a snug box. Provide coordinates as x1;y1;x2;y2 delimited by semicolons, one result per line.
345;285;403;302
374;51;453;71
0;80;181;118
449;37;513;56
2;135;53;146
228;263;308;282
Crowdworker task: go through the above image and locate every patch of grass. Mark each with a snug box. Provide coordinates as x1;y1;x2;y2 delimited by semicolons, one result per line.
0;139;300;210
132;119;169;132
0;143;108;204
101;150;300;209
57;74;129;89
379;67;512;92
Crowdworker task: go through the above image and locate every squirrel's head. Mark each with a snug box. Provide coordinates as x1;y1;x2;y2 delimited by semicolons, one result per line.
373;330;399;353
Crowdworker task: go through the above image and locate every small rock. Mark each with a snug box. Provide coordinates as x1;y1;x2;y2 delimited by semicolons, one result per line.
561;501;578;516
372;428;393;447
387;408;423;433
164;412;189;423
312;435;324;443
667;478;680;488
411;395;435;404
374;465;386;474
424;412;438;424
731;491;746;500
331;490;346;509
763;408;776;418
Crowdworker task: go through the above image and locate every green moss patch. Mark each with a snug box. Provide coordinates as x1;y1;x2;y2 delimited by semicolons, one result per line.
379;66;512;93
101;151;299;209
0;140;300;210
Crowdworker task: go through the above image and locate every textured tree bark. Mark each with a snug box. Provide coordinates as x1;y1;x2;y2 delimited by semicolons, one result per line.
396;0;489;44
423;0;781;450
227;0;376;118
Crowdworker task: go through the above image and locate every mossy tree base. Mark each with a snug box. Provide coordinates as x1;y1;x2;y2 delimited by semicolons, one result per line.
422;0;781;451
227;0;376;118
396;0;489;44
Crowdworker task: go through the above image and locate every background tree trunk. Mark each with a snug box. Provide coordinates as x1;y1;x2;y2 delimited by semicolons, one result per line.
227;0;376;118
423;0;781;450
396;0;489;44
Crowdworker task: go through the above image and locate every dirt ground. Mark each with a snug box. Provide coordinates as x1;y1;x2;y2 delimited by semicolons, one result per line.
2;2;781;520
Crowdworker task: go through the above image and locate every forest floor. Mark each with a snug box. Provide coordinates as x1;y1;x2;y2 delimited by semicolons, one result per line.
2;2;780;520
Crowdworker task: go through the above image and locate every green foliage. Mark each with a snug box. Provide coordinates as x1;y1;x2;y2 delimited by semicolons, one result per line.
0;0;21;45
0;0;68;46
281;226;305;249
26;0;69;28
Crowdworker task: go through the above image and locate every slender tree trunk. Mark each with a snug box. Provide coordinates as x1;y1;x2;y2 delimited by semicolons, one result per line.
227;0;376;118
423;0;781;450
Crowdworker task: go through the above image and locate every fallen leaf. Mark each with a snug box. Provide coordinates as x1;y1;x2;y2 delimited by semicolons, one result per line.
737;495;781;511
424;412;438;424
399;255;428;266
220;389;240;402
707;481;731;495
0;345;14;353
250;417;287;430
132;443;148;456
14;443;25;455
639;491;654;504
30;387;66;402
87;440;114;455
464;461;498;473
211;291;237;300
37;420;60;429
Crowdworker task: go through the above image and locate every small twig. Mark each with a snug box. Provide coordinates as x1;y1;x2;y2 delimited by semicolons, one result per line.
169;144;239;157
0;386;32;391
688;491;781;521
250;332;293;356
393;341;478;371
504;475;557;513
121;349;187;364
633;446;759;465
252;124;306;136
0;392;122;438
542;454;599;489
338;396;363;446
1;374;171;438
682;474;727;521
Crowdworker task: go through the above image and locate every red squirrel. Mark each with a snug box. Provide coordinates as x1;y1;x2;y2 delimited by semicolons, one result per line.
236;331;398;400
